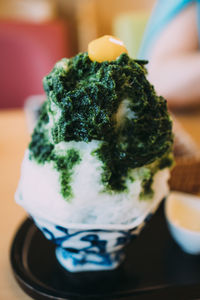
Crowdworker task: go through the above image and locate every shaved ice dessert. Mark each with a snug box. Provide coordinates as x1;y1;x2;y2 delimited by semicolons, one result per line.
16;36;173;272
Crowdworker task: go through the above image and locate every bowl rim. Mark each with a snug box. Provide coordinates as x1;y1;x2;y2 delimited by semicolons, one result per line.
28;199;162;231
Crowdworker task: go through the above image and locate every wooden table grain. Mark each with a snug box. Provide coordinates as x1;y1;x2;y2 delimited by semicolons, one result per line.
0;109;200;299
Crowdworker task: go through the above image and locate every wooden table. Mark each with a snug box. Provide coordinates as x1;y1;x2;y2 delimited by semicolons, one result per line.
0;109;200;299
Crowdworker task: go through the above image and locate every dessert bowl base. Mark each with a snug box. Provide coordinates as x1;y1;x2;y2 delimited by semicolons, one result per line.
55;246;125;272
10;202;200;300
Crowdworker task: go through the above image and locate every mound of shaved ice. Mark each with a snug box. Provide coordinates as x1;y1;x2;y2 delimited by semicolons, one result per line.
16;52;173;226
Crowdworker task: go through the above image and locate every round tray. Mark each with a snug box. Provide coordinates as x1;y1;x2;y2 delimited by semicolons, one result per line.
10;204;200;299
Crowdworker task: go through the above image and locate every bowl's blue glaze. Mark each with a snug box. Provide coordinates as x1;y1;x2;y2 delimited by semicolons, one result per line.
32;213;153;272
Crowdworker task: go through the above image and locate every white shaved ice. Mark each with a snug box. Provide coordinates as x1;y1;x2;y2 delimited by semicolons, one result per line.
16;140;170;228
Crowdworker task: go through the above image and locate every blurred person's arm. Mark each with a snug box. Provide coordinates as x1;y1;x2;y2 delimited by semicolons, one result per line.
148;3;200;109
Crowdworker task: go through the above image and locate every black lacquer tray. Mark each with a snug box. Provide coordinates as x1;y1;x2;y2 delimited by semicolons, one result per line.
10;202;200;300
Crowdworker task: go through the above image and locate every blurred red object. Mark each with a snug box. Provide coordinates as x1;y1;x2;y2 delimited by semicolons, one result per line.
0;20;70;108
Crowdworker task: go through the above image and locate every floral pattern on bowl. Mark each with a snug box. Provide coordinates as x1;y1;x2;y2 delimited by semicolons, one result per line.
32;211;154;272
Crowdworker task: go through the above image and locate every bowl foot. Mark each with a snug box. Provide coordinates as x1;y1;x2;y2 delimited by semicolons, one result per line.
55;247;125;272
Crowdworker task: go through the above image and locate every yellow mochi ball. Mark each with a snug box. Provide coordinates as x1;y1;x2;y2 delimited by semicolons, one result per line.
88;35;128;63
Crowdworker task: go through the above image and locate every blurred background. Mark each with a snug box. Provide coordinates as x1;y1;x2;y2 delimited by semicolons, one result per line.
0;0;156;109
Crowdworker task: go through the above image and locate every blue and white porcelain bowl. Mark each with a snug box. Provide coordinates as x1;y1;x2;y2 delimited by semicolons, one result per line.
30;209;155;273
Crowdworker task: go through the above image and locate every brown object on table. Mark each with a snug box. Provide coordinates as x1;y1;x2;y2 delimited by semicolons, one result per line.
169;154;200;194
169;116;200;194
